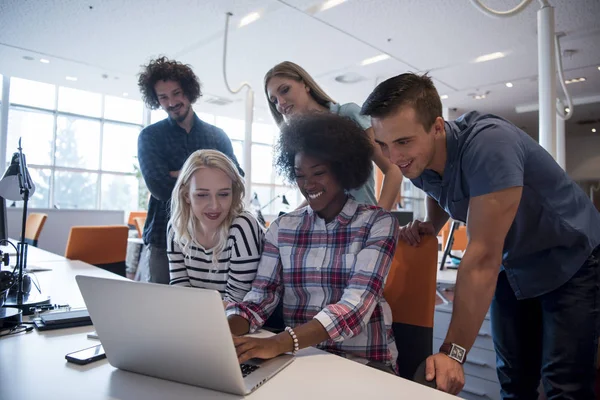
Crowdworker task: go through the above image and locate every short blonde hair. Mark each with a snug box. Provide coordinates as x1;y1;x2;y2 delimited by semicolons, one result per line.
169;150;245;264
264;61;335;126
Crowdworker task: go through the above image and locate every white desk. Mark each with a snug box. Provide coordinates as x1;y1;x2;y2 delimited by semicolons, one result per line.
0;246;456;400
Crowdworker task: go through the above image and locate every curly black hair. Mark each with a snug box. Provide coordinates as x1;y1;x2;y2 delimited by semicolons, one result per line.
137;56;202;110
275;113;374;191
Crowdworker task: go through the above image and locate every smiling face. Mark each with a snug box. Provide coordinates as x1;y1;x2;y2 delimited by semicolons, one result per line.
266;76;315;123
294;152;347;222
187;167;233;233
155;79;192;123
371;106;445;179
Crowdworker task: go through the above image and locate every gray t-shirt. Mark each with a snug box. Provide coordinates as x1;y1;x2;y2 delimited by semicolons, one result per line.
329;102;377;206
412;111;600;299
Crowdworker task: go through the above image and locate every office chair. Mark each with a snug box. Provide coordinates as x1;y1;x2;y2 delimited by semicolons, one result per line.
24;213;48;247
64;225;129;277
127;211;147;230
133;216;146;238
383;234;438;381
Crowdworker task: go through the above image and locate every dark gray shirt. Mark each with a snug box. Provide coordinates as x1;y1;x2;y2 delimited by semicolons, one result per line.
412;111;600;299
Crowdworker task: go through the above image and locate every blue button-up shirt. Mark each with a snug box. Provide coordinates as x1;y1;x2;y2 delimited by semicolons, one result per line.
412;111;600;299
137;113;243;247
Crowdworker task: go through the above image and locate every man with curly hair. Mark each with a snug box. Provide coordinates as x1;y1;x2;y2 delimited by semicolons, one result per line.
362;72;600;399
226;113;400;374
136;56;243;284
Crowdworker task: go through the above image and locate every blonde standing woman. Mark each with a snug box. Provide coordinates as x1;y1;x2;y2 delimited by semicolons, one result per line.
167;149;263;303
264;61;402;210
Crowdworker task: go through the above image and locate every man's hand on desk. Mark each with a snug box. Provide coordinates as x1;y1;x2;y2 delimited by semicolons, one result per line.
233;334;292;364
425;353;465;395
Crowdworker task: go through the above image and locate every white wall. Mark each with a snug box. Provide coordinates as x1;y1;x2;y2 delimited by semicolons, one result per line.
566;135;600;181
7;208;125;255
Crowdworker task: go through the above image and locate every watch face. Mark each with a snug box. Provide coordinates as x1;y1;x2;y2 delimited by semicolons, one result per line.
450;344;466;362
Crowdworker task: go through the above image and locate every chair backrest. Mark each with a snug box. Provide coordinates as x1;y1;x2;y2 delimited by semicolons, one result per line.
133;216;146;238
383;234;438;380
440;220;468;252
127;211;147;228
24;213;48;247
65;225;129;277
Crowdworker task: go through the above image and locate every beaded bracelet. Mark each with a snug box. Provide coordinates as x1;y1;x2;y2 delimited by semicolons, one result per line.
285;326;299;355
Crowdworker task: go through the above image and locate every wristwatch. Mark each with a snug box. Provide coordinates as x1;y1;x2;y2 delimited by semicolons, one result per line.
439;342;467;364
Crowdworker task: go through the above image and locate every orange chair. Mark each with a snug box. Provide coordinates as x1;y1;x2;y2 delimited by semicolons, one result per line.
24;213;48;247
133;216;146;238
384;235;438;380
127;211;147;229
65;225;129;277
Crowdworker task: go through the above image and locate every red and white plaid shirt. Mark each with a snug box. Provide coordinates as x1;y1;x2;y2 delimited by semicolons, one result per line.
227;197;399;368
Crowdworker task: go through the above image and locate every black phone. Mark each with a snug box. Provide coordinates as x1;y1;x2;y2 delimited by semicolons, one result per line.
65;344;106;365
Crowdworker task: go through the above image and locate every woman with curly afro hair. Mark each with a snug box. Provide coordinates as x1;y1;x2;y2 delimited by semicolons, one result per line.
135;56;242;284
227;113;400;374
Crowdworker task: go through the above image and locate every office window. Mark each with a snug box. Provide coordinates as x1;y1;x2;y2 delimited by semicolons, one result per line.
150;109;167;124
6;108;54;165
9;77;56;110
216;116;245;141
197;112;215;124
251;144;274;184
54;171;98;209
252;122;277;145
232;140;244;167
104;95;143;124
55;116;101;170
58;87;102;118
101;174;139;211
102;123;140;173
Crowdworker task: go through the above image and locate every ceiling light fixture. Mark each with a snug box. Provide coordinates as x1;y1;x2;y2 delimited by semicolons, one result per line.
565;107;570;113
475;94;486;100
40;58;50;64
597;66;600;71
22;55;34;61
564;77;586;84
360;54;390;66
440;95;449;100
593;128;597;133
473;52;505;63
505;82;513;88
320;0;347;12
65;76;78;82
239;11;260;27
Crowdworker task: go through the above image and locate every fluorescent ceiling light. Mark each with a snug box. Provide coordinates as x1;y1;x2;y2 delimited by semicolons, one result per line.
564;77;586;84
239;12;260;27
360;54;390;66
65;76;78;81
40;58;50;64
321;0;347;11
475;94;486;100
440;95;449;100
505;82;513;88
473;52;505;63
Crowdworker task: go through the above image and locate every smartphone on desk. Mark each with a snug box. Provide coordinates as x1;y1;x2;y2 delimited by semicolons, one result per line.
65;344;106;365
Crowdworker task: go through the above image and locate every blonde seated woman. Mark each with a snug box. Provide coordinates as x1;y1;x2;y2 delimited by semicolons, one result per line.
264;61;402;211
167;149;263;304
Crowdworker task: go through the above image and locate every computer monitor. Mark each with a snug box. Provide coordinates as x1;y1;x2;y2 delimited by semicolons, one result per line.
0;196;6;242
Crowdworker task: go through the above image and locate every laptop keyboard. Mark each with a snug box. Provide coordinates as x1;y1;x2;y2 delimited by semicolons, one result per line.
240;363;260;377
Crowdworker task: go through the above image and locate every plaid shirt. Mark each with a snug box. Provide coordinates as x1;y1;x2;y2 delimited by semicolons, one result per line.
227;198;399;367
137;113;243;247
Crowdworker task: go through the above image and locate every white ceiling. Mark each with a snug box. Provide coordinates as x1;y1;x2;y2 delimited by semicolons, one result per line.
0;0;599;137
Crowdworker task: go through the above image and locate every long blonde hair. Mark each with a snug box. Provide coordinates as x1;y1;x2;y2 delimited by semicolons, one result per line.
169;150;245;265
264;61;336;126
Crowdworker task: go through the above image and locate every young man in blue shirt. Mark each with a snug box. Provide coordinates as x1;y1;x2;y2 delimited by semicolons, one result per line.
361;73;600;399
136;56;243;284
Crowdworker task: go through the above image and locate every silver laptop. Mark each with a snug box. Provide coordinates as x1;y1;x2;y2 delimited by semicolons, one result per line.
76;275;294;395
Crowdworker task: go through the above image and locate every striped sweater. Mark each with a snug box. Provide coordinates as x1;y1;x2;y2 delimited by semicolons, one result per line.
167;211;264;302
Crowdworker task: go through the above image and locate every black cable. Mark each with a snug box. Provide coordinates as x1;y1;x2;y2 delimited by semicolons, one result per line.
0;325;34;338
0;239;21;278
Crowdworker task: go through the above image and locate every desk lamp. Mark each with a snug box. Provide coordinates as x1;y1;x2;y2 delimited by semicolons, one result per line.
0;139;50;314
